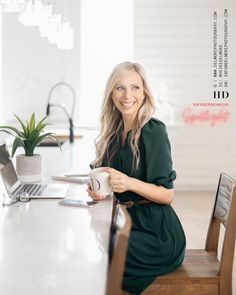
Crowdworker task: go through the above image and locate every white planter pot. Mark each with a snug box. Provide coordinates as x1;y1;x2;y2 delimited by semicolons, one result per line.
16;154;42;183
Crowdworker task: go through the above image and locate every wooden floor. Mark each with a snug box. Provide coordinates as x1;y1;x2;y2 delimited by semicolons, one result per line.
173;190;236;295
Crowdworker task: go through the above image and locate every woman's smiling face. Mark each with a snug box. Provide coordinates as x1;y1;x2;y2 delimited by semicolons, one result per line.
112;70;145;122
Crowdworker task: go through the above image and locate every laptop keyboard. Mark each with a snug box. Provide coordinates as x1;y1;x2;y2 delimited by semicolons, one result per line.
14;184;47;196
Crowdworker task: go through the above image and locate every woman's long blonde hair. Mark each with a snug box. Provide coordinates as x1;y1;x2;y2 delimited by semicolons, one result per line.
93;61;156;171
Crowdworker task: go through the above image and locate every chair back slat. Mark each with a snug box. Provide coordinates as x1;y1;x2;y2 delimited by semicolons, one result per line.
206;173;236;251
205;173;236;294
218;174;236;294
214;174;234;226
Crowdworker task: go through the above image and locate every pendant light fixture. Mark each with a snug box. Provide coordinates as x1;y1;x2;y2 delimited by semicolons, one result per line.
1;0;74;49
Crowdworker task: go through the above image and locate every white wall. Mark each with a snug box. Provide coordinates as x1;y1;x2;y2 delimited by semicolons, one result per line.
79;0;134;127
2;0;81;124
134;0;236;190
1;0;134;127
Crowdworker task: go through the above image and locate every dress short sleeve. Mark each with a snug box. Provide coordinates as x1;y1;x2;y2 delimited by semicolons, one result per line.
141;119;176;189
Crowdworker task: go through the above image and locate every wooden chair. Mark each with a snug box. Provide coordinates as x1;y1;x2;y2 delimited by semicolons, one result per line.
106;204;132;295
142;173;236;295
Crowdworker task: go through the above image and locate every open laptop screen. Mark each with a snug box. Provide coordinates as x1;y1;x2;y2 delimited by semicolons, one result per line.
0;141;10;167
0;142;19;192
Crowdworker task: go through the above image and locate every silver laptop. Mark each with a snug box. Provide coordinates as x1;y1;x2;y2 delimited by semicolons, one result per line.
0;140;70;199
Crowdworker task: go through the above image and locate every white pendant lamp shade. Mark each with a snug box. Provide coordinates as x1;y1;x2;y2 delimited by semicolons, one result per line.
1;0;75;50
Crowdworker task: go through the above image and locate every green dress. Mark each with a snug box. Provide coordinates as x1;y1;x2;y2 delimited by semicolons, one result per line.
105;118;186;294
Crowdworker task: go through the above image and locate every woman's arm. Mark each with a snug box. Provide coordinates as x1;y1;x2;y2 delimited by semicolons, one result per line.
107;168;174;205
129;178;174;204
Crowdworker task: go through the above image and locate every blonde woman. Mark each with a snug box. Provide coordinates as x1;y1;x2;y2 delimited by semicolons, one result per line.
88;62;186;295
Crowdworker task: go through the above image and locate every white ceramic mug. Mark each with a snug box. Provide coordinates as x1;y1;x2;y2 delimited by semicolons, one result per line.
89;167;112;196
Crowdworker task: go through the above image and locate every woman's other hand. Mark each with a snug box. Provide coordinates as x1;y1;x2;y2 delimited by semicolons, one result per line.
106;167;132;193
86;183;106;201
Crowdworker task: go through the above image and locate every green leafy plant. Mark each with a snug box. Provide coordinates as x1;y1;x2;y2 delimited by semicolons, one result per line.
0;113;61;157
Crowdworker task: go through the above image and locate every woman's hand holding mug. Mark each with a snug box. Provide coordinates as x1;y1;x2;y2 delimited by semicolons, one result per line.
87;166;132;200
87;167;112;201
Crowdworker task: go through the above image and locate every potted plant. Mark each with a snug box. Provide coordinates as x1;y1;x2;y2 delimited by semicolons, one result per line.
0;113;61;183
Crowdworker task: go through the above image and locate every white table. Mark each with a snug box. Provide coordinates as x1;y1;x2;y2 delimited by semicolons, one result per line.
0;135;113;295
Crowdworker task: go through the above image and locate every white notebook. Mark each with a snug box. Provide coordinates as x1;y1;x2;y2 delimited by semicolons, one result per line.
51;173;89;184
